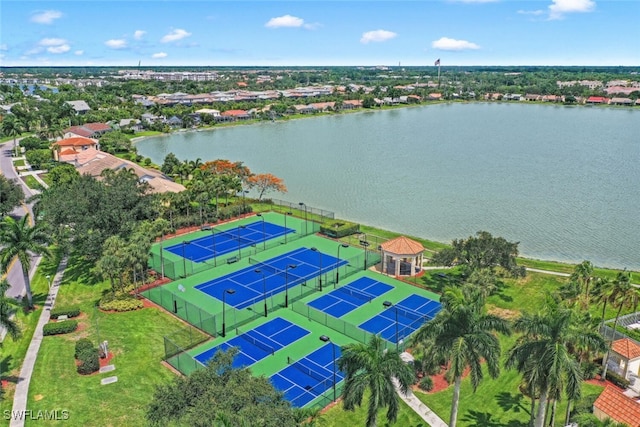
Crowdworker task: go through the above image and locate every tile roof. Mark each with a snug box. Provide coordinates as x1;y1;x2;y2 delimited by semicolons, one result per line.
380;236;424;255
594;386;640;427
53;136;98;147
612;338;640;360
221;109;249;117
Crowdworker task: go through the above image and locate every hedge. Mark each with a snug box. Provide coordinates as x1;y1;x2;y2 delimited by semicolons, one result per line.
50;308;81;319
99;294;143;312
74;338;94;358
605;370;630;389
77;347;99;375
43;320;78;336
320;220;360;238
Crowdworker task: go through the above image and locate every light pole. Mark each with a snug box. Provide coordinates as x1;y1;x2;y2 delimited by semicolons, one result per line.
298;202;308;235
311;247;323;291
255;269;268;317
46;274;52;290
383;301;399;350
256;213;266;249
237;225;246;258
182;241;190;278
360;234;370;270
319;335;337;402
284;264;297;308
241;190;249;214
222;289;236;337
284;211;292;243
335;243;349;287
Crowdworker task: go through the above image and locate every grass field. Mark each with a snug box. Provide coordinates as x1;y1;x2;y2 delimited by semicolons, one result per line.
24;253;208;426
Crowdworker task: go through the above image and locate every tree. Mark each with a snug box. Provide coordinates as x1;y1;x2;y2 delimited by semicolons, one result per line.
413;286;510;427
99;131;133;154
337;334;415;427
431;231;526;277
146;348;299;427
0;175;25;217
0;279;20;341
506;301;606;427
0;215;51;308
1;116;24;157
25;149;52;170
246;173;287;200
160;152;182;178
601;271;639;380
571;260;594;308
48;163;80;187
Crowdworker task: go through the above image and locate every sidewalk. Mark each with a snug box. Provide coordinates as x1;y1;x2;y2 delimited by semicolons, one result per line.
10;257;67;427
393;377;448;427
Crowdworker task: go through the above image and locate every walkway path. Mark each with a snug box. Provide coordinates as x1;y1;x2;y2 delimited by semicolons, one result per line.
393;377;448;427
10;256;67;427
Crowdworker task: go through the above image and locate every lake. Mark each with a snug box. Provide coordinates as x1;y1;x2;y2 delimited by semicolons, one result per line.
136;103;640;270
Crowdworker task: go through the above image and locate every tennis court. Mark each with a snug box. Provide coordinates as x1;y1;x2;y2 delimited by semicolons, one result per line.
194;317;309;368
195;247;348;309
358;294;442;343
165;220;295;263
307;277;394;318
270;342;344;408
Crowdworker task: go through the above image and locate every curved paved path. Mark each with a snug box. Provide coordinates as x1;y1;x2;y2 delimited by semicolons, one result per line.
9;257;67;427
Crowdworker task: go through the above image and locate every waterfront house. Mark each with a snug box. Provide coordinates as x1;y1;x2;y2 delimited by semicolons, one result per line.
525;94;542;101
64;122;112;139
166;116;183;127
220;109;252;121
586;96;609;104
342;99;363;109
52;136;99;161
610;97;633;106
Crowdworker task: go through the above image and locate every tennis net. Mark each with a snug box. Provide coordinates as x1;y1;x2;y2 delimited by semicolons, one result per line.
248;258;305;283
336;285;375;303
237;330;276;355
290;357;332;385
215;227;256;247
393;305;428;323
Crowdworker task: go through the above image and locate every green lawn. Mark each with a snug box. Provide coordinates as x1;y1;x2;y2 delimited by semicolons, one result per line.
12;158;25;167
25;253;208;426
21;175;43;191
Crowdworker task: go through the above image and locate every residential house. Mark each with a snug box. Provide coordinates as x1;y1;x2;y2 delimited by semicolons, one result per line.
65;100;91;115
64;122;112;139
342;99;363;109
525;94;542;102
52;136;99;161
117;119;143;132
586;96;609;104
427;93;443;101
219;109;252;121
604;338;640;384
309;102;335;112
542;95;562;103
610;97;633;106
166;116;183;128
593;386;640;427
141;113;162;124
289;105;316;114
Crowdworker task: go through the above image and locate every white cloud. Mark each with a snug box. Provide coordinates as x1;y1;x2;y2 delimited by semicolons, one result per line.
30;10;63;24
161;29;191;43
75;50;84;56
39;38;67;47
360;30;397;44
549;0;596;20
432;37;480;51
517;9;546;16
134;30;146;40
105;39;128;49
47;44;70;54
152;52;168;58
265;14;304;28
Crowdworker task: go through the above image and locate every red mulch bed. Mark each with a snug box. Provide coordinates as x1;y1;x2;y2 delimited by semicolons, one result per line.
414;365;471;394
100;352;114;368
586;375;623;391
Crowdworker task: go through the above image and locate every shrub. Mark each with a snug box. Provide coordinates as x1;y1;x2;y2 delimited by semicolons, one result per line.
43;320;78;336
99;294;143;312
320;220;359;238
418;376;434;392
605;370;630;389
77;347;100;375
50;307;81;319
581;361;601;380
74;338;94;358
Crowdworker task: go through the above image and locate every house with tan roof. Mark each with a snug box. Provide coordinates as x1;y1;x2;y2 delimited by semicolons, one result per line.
342;99;363;109
380;236;425;277
52;136;99;161
219;109;251;121
64;122;112;139
593;386;640;427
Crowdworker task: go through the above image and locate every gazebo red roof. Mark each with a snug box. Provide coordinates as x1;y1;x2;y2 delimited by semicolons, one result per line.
612;338;640;360
380;236;424;255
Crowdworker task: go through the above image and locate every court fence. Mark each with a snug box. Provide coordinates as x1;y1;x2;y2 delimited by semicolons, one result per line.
148;220;322;281
163;324;211;376
265;198;335;222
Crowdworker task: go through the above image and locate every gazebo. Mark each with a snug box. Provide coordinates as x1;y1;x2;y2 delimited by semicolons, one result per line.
380;236;425;277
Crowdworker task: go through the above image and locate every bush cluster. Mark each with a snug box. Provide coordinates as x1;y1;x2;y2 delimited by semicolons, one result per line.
320;220;359;238
50;307;81;319
42;320;78;336
418;376;434;392
75;339;100;375
99;293;143;312
605;370;630;389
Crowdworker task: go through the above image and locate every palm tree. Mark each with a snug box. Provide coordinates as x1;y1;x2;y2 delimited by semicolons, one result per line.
506;302;605;427
0;215;51;309
337;334;414;427
601;271;640;380
1;115;25;157
412;286;511;427
571;260;594;308
592;277;614;333
0;279;20;340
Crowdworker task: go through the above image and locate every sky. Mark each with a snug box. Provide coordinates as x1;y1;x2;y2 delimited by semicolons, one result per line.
0;0;638;67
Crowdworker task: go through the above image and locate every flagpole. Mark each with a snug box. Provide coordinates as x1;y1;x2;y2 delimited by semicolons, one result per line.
435;59;441;89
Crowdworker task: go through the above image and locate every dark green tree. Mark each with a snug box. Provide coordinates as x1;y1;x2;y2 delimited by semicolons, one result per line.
0;175;25;217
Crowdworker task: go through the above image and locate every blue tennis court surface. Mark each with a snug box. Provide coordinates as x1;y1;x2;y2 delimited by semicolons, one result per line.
195;247;348;309
308;277;394;318
194;317;309;368
270;343;344;408
165;221;295;262
359;294;441;343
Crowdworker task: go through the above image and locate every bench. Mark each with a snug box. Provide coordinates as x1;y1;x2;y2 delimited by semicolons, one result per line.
226;256;239;264
200;225;212;231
